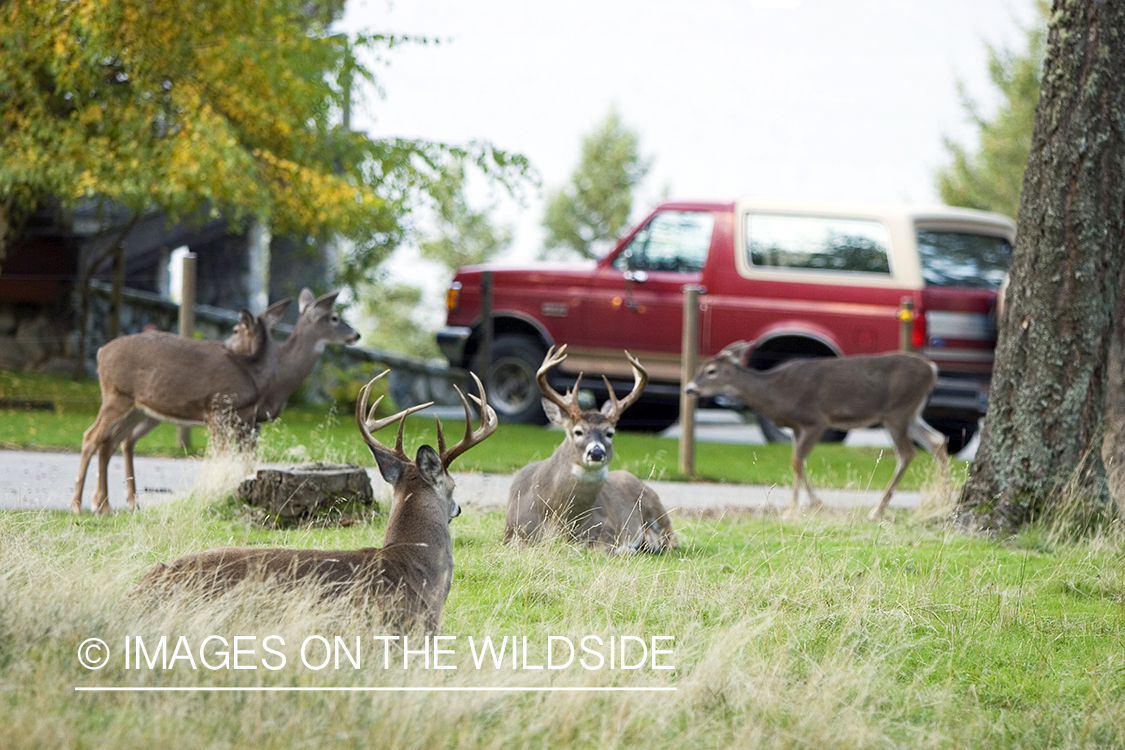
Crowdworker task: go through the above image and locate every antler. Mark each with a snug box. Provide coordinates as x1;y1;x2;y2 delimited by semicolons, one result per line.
536;344;585;421
355;371;434;463
438;371;498;467
601;350;649;421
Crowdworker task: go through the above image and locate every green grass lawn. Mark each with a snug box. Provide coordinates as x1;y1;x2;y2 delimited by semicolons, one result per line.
3;374;1123;748
0;370;963;490
1;493;1122;749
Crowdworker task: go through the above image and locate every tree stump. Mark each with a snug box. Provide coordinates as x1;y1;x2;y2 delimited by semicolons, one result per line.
237;463;376;521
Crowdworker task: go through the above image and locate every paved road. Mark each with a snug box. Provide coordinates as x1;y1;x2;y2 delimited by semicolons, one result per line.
1;448;925;516
2;406;961;514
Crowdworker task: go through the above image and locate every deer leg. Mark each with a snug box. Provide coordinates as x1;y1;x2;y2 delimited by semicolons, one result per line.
91;430;118;515
787;425;826;516
616;502;648;555
503;488;543;545
72;396;133;514
909;415;950;476
121;417;161;510
908;414;952;504
870;422;917;520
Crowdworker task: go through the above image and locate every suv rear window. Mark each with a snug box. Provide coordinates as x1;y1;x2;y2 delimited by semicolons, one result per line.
746;214;892;275
916;230;1011;289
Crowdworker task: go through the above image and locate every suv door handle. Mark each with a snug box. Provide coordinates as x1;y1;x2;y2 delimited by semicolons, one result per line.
623;270;648;283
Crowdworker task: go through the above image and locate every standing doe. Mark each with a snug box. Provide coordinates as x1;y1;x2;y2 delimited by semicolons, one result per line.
684;341;949;519
504;346;678;553
71;289;358;513
136;370;497;633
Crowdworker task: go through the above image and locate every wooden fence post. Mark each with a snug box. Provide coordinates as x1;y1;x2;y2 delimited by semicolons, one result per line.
898;296;915;352
478;270;493;388
679;284;703;475
177;253;197;450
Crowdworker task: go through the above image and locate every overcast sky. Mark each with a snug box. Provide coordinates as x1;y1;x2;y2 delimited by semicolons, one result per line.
339;0;1037;281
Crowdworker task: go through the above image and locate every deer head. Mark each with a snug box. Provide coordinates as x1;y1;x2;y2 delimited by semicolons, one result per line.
537;345;648;478
295;288;360;348
356;370;498;530
223;298;293;356
684;340;754;399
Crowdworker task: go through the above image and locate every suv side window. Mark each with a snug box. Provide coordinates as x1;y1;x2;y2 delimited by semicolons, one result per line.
613;211;714;273
746;214;892;275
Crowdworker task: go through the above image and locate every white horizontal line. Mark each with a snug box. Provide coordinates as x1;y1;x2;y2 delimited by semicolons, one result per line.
75;686;677;693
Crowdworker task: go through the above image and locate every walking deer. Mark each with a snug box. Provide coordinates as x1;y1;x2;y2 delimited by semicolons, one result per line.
71;288;358;514
685;342;949;519
135;371;497;632
504;346;678;553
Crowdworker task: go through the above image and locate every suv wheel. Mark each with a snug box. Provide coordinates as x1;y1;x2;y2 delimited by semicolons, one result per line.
473;335;549;424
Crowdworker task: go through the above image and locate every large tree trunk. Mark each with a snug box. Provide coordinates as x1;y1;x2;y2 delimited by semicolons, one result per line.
956;0;1125;534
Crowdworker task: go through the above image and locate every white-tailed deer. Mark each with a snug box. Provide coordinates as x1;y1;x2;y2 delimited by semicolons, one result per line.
685;342;949;520
504;346;678;553
135;370;497;632
71;288;359;514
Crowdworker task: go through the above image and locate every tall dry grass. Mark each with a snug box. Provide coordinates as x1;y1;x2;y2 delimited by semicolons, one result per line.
1;457;1124;749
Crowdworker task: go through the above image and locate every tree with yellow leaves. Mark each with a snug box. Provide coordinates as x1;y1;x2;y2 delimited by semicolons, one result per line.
0;0;529;283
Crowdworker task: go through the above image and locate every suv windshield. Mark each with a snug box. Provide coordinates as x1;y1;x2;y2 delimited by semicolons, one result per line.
916;230;1011;289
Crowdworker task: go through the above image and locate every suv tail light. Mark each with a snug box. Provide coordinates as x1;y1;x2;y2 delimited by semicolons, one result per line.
446;281;462;312
912;308;927;349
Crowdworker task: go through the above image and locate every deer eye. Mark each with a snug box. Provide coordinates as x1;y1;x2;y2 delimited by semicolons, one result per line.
705;365;717;376
331;314;339;323
573;426;585;438
605;428;615;438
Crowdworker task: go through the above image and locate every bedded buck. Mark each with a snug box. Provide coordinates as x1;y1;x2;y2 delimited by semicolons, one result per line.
71;288;358;514
136;370;497;632
685;342;949;520
504;346;678;553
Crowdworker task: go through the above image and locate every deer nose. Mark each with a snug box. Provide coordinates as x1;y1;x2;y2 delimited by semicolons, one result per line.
586;444;607;463
450;500;461;519
684;382;699;395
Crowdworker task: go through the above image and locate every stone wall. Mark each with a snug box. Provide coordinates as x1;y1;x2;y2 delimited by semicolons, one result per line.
0;297;74;376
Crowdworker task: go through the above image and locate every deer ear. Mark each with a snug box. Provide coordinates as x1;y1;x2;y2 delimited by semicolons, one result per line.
722;341;752;364
311;291;340;317
262;298;292;329
542;399;569;429
369;446;404;485
599;399;617;418
415;445;445;488
298;288;316;314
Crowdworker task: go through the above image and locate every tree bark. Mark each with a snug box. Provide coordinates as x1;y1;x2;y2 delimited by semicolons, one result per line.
956;0;1125;534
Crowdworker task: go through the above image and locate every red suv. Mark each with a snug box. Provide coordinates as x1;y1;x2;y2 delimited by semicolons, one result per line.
439;199;1014;452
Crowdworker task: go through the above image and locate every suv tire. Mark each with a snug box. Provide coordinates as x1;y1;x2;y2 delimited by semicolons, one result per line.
473;335;549;425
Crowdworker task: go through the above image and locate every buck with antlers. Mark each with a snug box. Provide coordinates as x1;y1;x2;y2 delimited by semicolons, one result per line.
71;288;359;514
136;371;497;632
685;341;949;520
504;346;678;553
